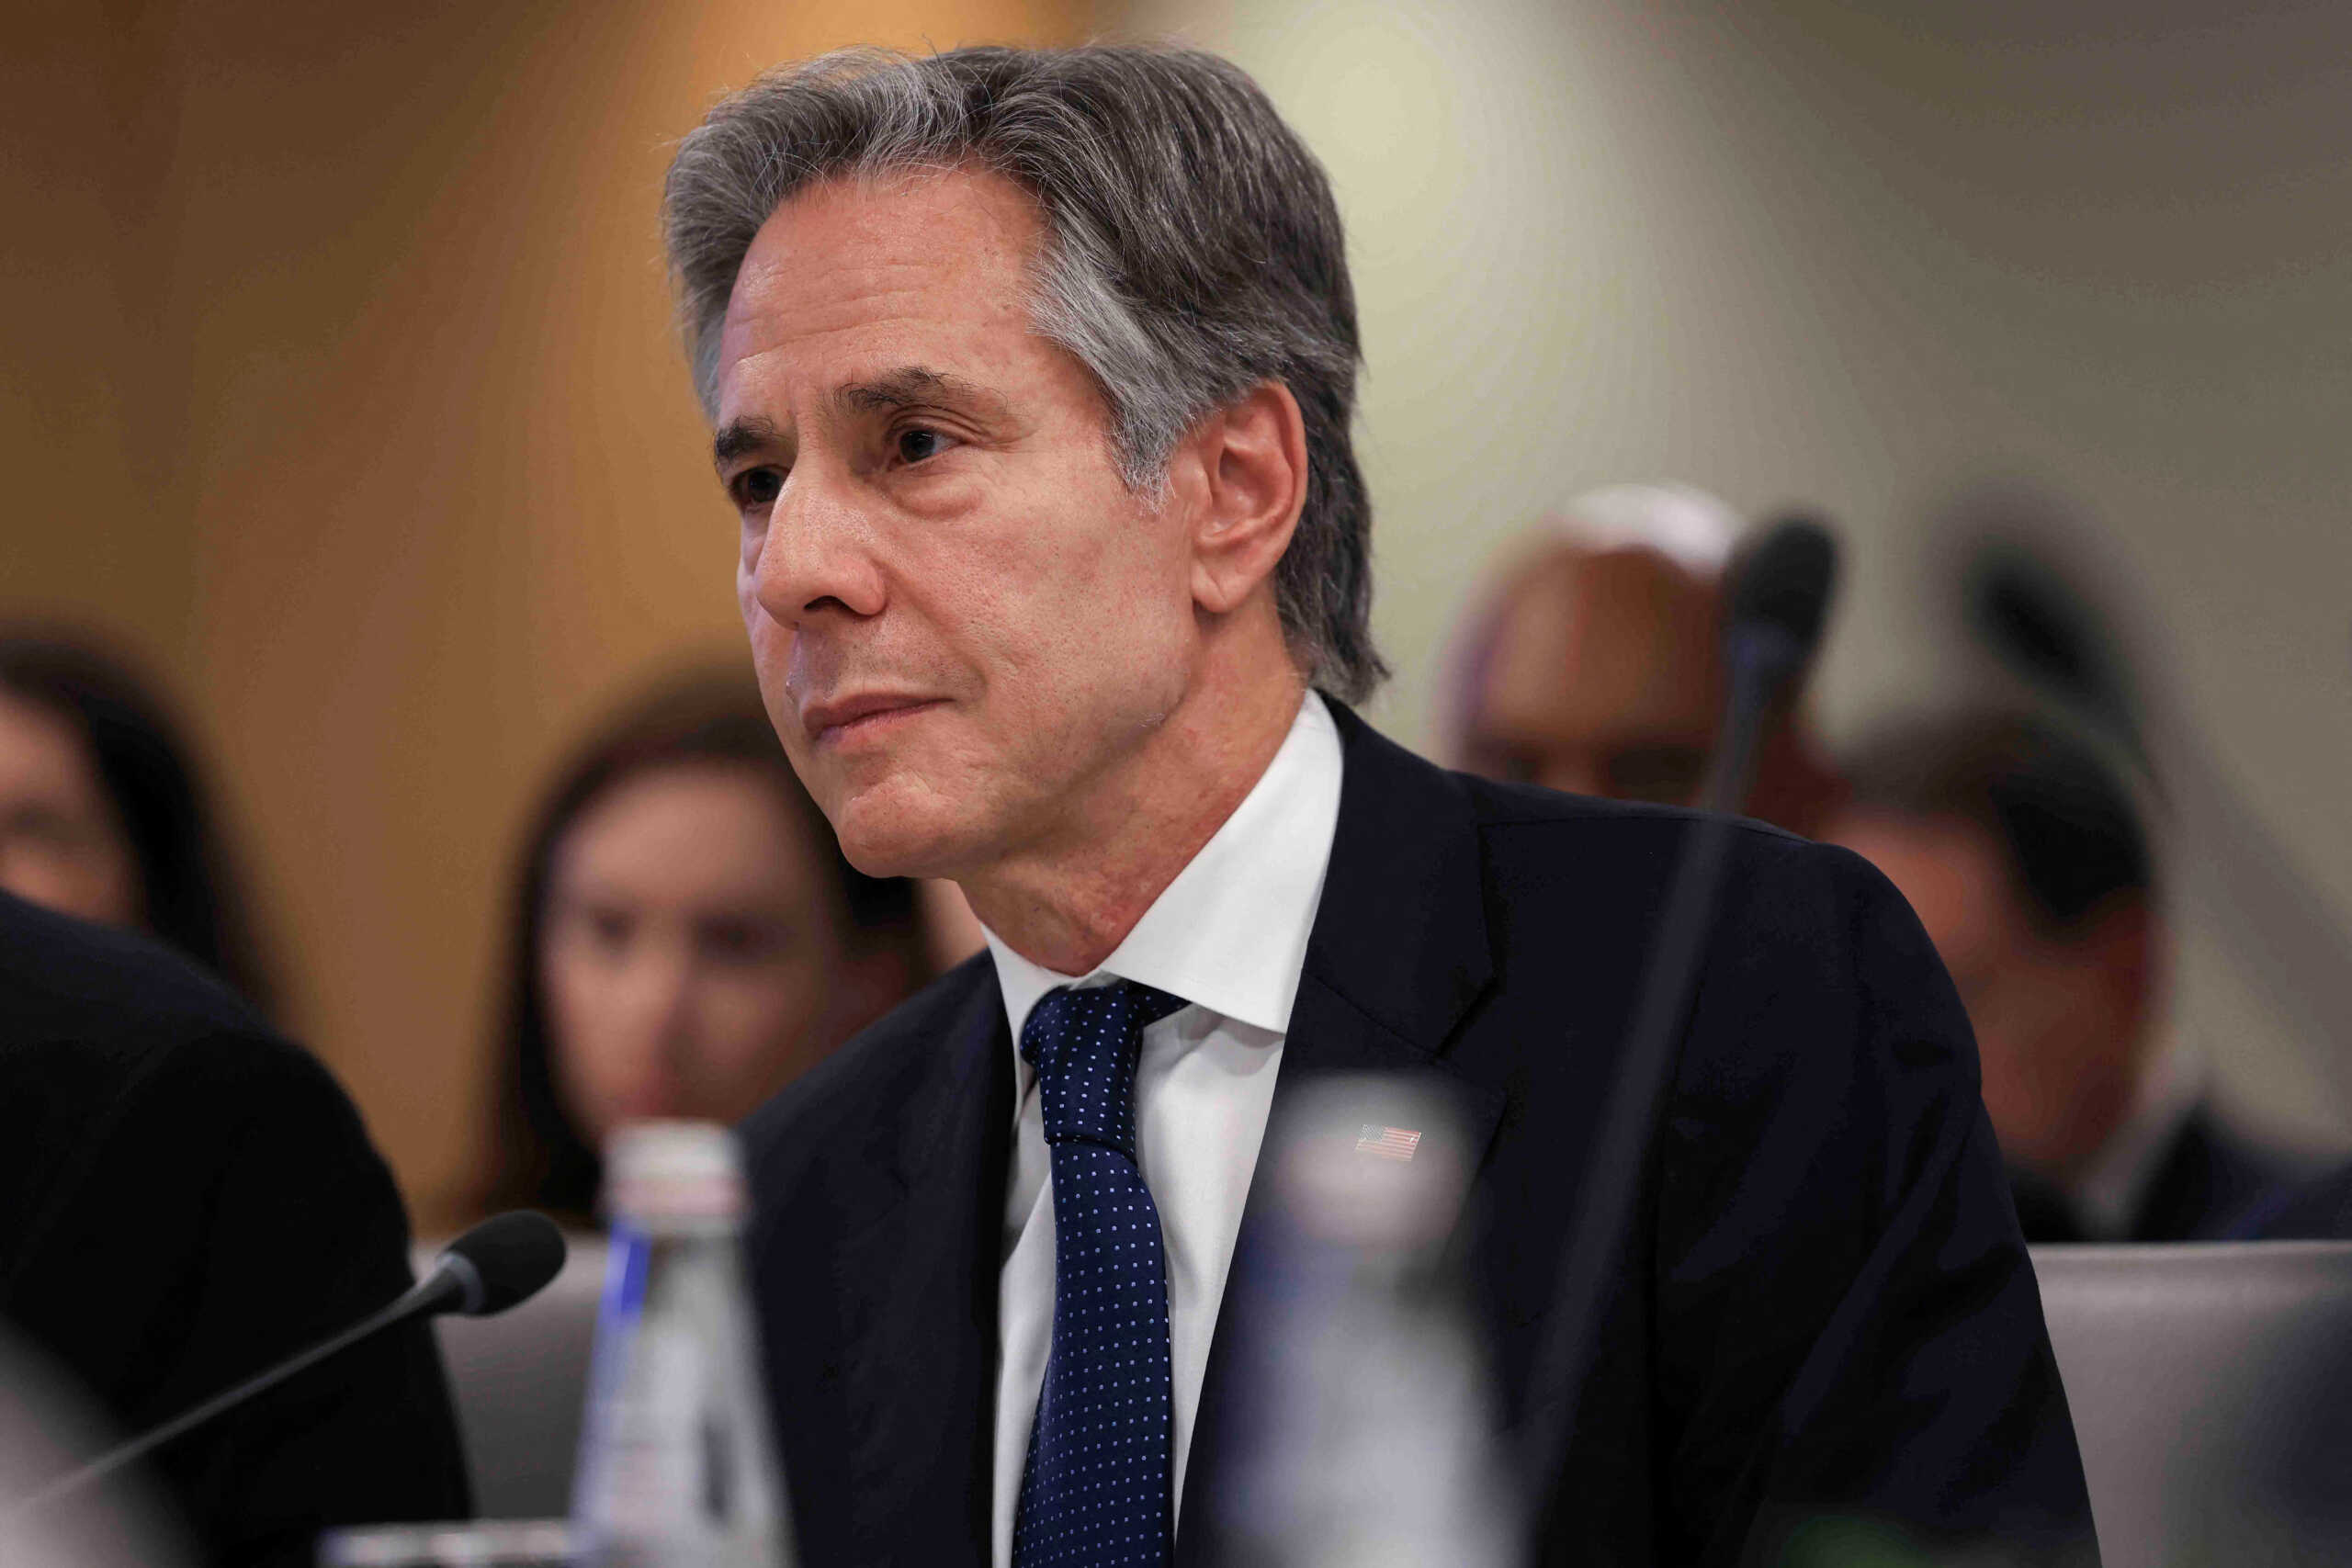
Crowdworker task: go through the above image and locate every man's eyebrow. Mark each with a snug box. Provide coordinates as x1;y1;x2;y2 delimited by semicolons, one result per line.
835;366;996;416
711;416;785;472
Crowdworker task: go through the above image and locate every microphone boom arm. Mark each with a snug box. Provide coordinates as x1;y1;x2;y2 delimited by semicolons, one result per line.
2;1210;562;1519
7;1270;459;1517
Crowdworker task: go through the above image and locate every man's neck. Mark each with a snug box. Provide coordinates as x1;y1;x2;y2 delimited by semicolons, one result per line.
960;668;1307;976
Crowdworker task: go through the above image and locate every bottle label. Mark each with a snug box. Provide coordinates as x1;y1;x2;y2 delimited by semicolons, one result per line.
571;1224;789;1567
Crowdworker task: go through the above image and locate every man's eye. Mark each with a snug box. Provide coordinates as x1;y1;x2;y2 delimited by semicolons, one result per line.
729;468;783;509
894;426;955;465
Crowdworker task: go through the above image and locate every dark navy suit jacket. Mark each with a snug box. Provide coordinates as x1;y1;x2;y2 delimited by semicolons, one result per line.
739;706;2097;1566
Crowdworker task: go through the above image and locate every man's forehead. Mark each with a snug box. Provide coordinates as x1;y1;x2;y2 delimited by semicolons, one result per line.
716;167;1045;396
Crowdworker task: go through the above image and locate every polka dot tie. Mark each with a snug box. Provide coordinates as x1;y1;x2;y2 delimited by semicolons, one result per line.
1012;980;1189;1568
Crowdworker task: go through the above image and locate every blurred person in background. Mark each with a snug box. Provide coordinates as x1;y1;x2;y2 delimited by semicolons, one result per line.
2245;1161;2352;1239
1828;708;2298;1241
1441;484;1845;834
469;668;932;1224
0;633;275;1013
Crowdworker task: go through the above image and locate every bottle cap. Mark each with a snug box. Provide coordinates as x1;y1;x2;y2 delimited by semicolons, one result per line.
603;1120;747;1222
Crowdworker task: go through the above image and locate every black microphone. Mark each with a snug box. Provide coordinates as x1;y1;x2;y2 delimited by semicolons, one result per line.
1699;514;1840;813
8;1211;566;1515
1518;514;1840;1529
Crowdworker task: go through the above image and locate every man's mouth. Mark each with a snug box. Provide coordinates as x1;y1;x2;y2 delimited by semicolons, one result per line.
800;693;945;747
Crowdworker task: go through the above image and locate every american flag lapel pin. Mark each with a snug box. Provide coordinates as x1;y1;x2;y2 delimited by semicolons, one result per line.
1355;1123;1422;1162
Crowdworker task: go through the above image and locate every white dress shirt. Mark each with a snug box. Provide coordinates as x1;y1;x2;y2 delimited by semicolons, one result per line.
983;692;1343;1568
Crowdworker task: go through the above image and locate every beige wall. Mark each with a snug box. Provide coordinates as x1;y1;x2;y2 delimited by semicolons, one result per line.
3;0;1081;1227
5;5;186;659
1111;0;2352;1151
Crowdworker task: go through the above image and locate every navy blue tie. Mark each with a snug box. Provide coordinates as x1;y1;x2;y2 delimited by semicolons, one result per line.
1012;979;1189;1568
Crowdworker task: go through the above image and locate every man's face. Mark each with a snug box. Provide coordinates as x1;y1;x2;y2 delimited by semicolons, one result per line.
1460;547;1723;804
711;169;1197;879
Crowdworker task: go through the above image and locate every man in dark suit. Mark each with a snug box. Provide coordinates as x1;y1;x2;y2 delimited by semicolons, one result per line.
1827;708;2297;1243
0;890;470;1564
660;44;2096;1566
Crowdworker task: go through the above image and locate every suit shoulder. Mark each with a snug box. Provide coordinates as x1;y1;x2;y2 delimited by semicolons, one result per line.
1461;773;1871;900
0;903;396;1299
1460;781;1937;1068
0;893;360;1144
0;891;266;1052
1459;770;1805;842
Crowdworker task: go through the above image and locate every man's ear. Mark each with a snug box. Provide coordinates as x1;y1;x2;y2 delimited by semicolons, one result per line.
1182;380;1308;616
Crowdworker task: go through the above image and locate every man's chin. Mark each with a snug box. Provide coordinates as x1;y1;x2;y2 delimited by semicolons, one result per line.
827;780;987;882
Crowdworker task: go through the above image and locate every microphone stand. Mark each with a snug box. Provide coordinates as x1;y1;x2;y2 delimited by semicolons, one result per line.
1517;618;1812;1536
7;1266;468;1518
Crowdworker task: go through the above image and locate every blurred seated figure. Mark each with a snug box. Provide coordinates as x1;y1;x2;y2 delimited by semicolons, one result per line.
1828;708;2297;1241
470;669;932;1223
2245;1168;2352;1239
0;633;275;1012
1442;484;1843;833
0;888;469;1566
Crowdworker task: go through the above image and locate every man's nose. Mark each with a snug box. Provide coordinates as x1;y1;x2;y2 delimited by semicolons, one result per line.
749;459;888;629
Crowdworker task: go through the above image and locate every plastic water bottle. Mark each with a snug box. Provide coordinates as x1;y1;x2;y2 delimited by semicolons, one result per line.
571;1122;792;1568
1212;1079;1520;1568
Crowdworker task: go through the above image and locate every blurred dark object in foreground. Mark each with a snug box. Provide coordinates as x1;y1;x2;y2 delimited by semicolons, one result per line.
1203;1078;1517;1568
0;889;469;1565
0;1327;187;1568
1830;708;2296;1241
0;631;275;1013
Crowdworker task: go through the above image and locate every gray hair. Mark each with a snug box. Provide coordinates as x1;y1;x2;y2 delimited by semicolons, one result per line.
662;45;1386;703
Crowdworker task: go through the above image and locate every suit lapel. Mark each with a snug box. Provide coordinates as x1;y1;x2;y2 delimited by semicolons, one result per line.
1176;705;1508;1558
828;972;1014;1563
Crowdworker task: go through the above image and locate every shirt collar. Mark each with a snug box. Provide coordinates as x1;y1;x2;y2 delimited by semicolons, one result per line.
982;691;1344;1046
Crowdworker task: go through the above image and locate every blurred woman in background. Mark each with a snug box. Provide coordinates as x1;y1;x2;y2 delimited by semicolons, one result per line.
472;668;933;1224
0;633;275;1011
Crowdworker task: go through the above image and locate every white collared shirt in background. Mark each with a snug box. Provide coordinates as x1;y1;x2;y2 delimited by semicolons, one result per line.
982;691;1343;1568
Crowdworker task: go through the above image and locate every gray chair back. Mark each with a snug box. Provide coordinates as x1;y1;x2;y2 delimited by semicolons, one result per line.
419;1232;608;1519
2031;1241;2352;1568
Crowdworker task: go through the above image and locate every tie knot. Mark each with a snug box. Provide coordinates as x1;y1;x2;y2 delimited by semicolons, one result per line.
1020;980;1185;1153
